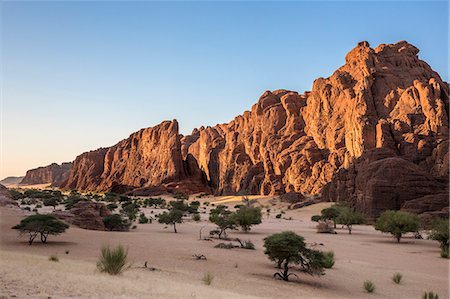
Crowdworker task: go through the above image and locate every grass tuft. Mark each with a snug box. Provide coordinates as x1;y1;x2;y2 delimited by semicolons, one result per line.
96;244;129;275
48;255;59;262
392;272;402;284
202;272;214;285
363;280;375;293
423;291;439;299
322;251;335;269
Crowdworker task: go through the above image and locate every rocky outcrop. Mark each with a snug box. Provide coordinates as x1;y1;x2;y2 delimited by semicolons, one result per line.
0;184;17;207
39;41;449;218
0;176;24;187
53;201;110;230
60;120;209;195
20;163;73;187
182;42;448;205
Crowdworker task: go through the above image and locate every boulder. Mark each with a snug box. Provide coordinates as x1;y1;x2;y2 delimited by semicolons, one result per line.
53;202;110;231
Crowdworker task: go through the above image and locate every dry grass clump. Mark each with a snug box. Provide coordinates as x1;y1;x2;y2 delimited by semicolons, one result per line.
392;272;402;284
363;280;375;293
202;272;214;285
48;255;59;262
96;244;129;275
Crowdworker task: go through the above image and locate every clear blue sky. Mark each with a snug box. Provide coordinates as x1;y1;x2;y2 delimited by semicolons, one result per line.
1;1;448;179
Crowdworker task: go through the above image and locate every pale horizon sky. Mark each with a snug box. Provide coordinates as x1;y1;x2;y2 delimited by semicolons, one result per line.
1;1;449;179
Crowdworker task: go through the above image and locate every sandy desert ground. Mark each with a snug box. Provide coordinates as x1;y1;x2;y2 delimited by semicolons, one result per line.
0;196;448;299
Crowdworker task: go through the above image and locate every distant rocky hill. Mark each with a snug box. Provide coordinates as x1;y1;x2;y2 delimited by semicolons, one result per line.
30;41;449;219
0;176;24;187
20;162;73;187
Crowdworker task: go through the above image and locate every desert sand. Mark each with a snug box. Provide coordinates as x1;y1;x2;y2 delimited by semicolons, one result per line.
0;198;448;299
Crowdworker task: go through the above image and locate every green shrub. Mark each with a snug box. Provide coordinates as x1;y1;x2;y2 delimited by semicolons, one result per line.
35;204;43;209
374;211;419;242
429;219;449;259
275;213;282;219
103;214;130;231
48;255;59;262
322;251;335;269
202;272;214;285
158;209;184;233
192;213;201;222
336;207;366;234
311;215;322;222
97;244;129;275
106;203;118;211
392;272;402;284
138;213;149;224
321;206;342;228
232;206;262;232
363;280;375;293
423;291;439;299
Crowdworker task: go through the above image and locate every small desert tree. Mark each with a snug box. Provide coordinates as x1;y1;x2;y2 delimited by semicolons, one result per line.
158;209;183;233
263;231;326;281
374;210;419;242
336;207;366;234
321;206;342;228
429;219;449;258
12;214;69;245
232;206;262;232
209;205;236;239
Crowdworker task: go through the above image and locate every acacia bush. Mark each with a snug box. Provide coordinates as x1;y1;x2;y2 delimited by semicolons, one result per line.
311;215;322;222
158;209;183;233
429;219;449;258
374;211;419;242
97;244;129;275
232;206;262;232
138;213;149;224
336;207;366;234
209;205;236;239
263;231;327;281
12;214;69;245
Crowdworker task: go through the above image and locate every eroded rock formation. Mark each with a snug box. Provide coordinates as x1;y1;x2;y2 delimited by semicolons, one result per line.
60;120;209;195
0;184;17;207
53;201;110;230
35;41;448;218
20;163;73;187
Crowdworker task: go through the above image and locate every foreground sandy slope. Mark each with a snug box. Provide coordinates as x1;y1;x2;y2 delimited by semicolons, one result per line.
1;202;448;299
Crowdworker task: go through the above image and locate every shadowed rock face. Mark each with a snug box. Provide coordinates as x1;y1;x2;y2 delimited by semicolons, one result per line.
45;41;449;217
20;163;73;187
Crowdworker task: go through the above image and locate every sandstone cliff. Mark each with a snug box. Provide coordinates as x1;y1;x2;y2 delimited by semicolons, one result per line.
60;120;208;194
20;163;73;187
41;41;449;218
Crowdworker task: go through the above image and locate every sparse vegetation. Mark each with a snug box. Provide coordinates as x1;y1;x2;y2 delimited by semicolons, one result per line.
363;280;375;293
97;244;129;275
209;205;236;239
12;214;69;245
103;214;130;231
392;272;402;284
263;231;326;281
322;251;335;269
232;205;262;232
158;209;183;233
374;211;419;242
49;255;59;262
428;219;449;258
138;213;149;224
335;207;366;234
423;291;439;299
192;213;201;222
320;206;342;228
201;272;214;285
311;215;322;222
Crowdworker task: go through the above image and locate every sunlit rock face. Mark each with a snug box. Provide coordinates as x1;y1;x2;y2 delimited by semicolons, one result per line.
57;41;448;218
20;162;73;187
